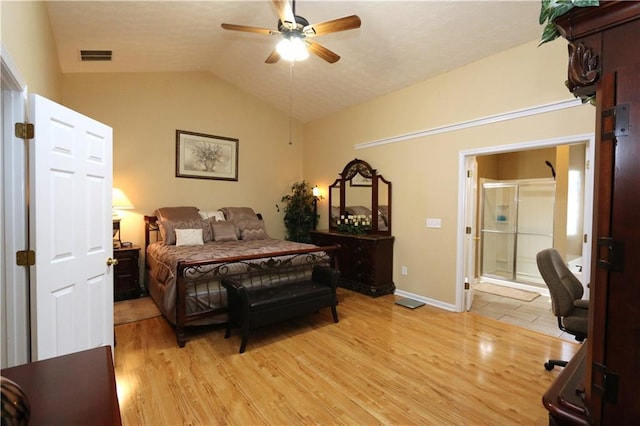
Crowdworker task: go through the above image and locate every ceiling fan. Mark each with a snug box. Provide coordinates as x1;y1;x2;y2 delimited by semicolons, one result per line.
221;0;361;64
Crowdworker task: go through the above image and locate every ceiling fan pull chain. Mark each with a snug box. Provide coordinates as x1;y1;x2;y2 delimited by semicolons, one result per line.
289;60;294;145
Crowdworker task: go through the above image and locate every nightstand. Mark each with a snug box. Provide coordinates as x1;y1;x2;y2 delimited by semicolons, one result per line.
113;246;141;301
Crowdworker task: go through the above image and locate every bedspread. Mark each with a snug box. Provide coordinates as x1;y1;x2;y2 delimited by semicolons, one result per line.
146;238;328;324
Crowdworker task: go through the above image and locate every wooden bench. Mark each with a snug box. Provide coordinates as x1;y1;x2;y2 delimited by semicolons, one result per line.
221;265;340;353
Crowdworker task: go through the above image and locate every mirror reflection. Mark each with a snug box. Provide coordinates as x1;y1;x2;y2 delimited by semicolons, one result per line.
328;159;392;235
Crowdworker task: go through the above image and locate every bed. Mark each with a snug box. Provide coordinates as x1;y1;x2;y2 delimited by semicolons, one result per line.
144;206;338;347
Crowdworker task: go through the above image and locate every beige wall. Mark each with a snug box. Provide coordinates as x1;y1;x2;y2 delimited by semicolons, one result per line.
303;39;595;305
496;148;557;180
2;1;595;308
62;72;303;246
1;1;62;100
566;144;586;259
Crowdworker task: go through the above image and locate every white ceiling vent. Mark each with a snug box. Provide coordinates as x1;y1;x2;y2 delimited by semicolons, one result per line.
80;50;112;61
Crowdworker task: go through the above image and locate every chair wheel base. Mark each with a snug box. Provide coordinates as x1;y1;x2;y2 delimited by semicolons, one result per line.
544;359;568;371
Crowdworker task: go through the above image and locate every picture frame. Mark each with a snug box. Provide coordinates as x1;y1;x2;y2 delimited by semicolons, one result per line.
350;172;372;187
175;130;239;181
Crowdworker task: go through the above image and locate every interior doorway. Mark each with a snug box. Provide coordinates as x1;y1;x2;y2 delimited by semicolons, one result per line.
457;134;595;312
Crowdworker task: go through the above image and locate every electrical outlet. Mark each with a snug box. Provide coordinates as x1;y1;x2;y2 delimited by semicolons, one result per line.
426;218;442;228
401;266;408;275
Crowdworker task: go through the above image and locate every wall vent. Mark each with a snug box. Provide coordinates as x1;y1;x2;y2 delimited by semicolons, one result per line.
80;50;112;61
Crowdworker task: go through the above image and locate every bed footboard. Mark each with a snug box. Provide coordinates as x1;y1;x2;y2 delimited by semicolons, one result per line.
174;245;339;347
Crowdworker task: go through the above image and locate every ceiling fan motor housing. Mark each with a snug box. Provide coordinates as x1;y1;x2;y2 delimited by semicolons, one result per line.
278;15;310;35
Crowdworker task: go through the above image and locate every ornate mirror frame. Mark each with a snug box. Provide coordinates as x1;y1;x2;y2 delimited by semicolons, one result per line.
328;158;392;235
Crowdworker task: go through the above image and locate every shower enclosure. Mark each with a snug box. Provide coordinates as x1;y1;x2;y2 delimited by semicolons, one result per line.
480;179;555;287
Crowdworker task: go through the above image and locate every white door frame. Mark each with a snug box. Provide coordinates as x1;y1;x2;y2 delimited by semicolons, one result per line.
462;156;477;311
1;43;30;367
455;133;596;312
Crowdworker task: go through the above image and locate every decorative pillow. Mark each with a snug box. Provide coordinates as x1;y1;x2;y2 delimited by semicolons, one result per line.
219;207;257;221
345;205;372;217
175;228;204;246
235;218;268;240
240;222;269;241
212;222;238;242
198;210;226;222
156;206;200;222
241;228;268;241
159;218;214;245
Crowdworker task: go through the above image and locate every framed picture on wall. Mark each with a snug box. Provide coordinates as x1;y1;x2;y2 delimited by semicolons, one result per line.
175;130;239;181
350;172;372;187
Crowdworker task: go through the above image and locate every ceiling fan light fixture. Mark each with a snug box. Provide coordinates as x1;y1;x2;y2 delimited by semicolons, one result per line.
276;36;309;62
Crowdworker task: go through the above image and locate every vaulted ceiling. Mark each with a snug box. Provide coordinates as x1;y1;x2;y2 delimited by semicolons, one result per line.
47;1;543;123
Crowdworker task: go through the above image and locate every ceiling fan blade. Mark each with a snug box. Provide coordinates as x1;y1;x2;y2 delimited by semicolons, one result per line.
272;0;296;29
265;50;281;64
307;42;340;64
304;15;361;37
221;23;278;36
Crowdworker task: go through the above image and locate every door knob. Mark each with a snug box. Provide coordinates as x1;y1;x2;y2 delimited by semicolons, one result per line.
106;257;119;266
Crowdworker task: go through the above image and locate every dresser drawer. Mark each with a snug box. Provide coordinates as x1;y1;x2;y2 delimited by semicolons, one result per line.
310;230;394;297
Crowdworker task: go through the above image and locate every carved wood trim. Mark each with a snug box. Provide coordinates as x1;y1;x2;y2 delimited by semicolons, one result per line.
566;42;599;97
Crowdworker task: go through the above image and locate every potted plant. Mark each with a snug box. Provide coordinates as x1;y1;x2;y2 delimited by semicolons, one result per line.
538;0;599;46
280;181;319;243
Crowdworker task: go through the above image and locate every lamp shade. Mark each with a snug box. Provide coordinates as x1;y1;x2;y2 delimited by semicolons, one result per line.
112;188;134;210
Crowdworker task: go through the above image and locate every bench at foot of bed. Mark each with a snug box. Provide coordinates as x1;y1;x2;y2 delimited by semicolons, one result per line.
222;265;340;353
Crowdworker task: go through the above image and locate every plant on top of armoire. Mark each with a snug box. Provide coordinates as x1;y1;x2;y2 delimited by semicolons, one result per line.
538;0;599;46
538;0;600;105
279;181;318;243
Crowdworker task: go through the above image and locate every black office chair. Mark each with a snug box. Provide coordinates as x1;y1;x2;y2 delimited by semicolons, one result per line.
536;248;589;370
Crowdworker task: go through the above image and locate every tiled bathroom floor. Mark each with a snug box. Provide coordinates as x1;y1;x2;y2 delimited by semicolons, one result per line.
470;288;579;343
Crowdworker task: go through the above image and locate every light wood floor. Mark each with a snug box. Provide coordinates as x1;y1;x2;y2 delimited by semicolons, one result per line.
114;288;579;425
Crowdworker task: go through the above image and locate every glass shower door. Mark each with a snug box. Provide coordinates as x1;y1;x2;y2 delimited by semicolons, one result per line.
481;183;518;281
515;182;555;284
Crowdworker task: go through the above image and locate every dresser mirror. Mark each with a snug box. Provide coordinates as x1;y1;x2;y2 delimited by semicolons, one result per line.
328;158;392;235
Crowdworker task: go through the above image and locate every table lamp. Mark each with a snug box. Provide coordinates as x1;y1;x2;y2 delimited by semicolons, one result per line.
112;188;134;248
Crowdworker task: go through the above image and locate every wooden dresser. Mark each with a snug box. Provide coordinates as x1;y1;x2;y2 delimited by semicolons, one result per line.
310;230;394;297
1;346;121;425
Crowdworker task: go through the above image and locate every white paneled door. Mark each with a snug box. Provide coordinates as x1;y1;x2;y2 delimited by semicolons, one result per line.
29;94;113;361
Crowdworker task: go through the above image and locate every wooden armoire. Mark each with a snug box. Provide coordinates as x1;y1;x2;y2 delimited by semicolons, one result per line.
542;2;640;424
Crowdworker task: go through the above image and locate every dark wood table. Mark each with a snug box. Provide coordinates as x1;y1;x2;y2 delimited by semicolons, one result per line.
542;343;590;425
1;346;121;426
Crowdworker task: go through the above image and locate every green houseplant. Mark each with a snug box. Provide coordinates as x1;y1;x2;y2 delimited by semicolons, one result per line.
280;181;318;243
538;0;599;45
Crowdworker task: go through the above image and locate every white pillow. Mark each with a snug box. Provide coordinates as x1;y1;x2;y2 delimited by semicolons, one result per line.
175;228;204;246
198;210;226;221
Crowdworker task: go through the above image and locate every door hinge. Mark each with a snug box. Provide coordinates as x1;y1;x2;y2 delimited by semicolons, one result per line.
601;103;630;139
592;362;619;403
16;250;35;266
596;237;624;272
614;103;630;137
584;234;588;244
15;122;34;139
